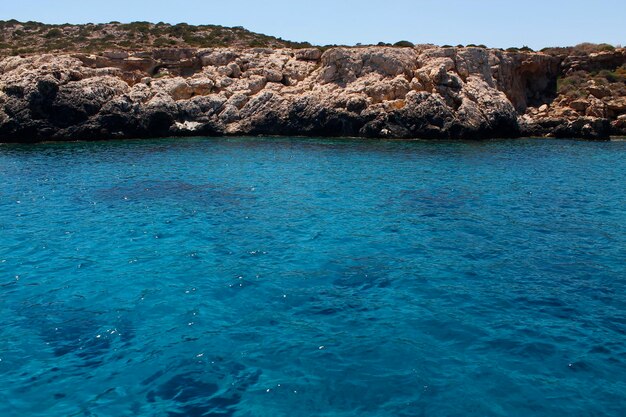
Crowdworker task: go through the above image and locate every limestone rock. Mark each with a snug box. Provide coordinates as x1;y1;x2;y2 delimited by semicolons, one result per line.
570;100;588;112
605;97;626;114
1;45;624;141
295;48;322;61
587;82;612;99
586;97;607;118
219;105;240;123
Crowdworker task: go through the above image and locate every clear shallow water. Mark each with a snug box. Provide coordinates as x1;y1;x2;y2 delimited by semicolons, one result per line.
0;137;625;417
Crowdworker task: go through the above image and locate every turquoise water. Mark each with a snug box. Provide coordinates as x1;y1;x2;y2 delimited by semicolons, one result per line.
1;137;625;417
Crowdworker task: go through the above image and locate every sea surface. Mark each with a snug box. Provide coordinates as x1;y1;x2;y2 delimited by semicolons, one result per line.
0;137;625;417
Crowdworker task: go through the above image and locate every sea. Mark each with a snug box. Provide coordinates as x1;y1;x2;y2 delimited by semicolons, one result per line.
1;137;625;416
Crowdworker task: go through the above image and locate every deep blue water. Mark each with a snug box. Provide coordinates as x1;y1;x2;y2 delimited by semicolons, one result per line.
0;137;625;417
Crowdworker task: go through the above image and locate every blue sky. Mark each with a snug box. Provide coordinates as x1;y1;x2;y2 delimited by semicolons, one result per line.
2;1;624;49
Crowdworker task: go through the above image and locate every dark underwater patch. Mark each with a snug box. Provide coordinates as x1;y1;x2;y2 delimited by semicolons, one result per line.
145;363;261;417
326;258;392;290
92;180;254;208
17;302;135;364
397;187;477;212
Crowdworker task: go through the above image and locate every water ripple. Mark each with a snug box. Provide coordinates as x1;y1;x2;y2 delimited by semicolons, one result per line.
0;137;625;416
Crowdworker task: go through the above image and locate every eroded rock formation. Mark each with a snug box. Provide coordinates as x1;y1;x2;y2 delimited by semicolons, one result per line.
0;45;624;142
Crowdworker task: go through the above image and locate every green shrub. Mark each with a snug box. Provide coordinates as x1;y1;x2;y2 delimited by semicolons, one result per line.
393;40;414;47
150;27;164;37
599;70;618;83
1;19;20;27
290;41;312;49
16;47;35;54
182;33;208;45
78;27;94;36
28;21;43;27
170;23;196;38
120;21;151;34
154;37;177;47
596;43;615;52
44;28;63;38
248;39;268;48
557;71;589;98
570;43;617;55
596;67;626;84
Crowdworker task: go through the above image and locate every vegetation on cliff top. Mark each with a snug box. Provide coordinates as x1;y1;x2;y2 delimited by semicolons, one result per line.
1;20;621;58
558;66;626;99
0;20;312;55
541;43;618;56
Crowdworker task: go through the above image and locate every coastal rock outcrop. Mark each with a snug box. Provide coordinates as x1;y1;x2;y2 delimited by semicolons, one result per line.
0;45;624;142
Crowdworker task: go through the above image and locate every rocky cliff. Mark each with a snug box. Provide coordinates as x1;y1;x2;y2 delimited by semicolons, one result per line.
1;44;625;142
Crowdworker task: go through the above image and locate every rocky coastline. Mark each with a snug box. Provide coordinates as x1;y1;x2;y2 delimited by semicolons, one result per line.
1;44;625;142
